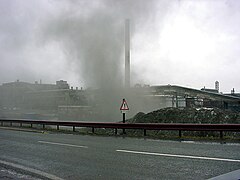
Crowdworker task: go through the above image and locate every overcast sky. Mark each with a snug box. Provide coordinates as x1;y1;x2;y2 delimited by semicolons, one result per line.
0;0;239;93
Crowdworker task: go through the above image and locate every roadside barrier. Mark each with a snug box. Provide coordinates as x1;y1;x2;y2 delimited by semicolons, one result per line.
0;118;239;139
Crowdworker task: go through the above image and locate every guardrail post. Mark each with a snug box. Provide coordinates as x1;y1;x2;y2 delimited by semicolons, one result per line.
10;122;12;127
30;124;32;128
73;126;75;132
144;129;147;136
20;123;22;127
115;128;117;135
42;124;45;129
220;131;223;139
179;130;182;138
57;125;59;130
92;127;95;133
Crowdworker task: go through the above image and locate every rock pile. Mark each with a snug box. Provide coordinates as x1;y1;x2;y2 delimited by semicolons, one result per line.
129;107;240;124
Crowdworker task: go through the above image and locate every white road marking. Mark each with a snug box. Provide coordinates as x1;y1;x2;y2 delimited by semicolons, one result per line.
116;149;240;163
38;141;88;148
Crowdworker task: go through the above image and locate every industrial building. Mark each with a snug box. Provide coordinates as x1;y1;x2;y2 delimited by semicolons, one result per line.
0;79;240;121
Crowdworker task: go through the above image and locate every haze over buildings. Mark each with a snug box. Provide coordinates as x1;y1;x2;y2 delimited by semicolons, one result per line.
0;0;240;92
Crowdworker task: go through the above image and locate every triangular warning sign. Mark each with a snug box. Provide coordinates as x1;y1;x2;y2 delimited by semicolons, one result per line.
120;99;129;111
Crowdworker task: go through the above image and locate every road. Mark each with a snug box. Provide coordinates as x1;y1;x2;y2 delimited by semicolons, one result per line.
0;128;240;179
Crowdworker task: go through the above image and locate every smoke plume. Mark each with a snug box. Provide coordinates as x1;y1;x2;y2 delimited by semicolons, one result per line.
41;0;159;88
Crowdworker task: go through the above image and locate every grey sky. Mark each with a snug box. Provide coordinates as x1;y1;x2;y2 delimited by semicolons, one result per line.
0;0;239;92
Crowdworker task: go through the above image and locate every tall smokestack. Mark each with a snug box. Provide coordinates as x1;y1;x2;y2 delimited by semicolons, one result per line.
215;81;219;92
125;19;130;88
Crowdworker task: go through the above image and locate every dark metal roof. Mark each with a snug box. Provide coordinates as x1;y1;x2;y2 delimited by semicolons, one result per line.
151;85;240;102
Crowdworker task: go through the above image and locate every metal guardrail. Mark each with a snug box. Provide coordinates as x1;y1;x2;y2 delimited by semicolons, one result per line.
0;118;239;138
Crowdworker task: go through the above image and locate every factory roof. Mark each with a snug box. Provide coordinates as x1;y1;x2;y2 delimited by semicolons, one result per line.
150;85;240;102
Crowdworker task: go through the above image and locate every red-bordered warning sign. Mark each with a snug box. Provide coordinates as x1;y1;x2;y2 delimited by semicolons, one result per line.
120;98;129;111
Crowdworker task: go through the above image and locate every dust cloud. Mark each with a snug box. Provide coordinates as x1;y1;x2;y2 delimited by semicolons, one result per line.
41;0;160;88
40;0;162;121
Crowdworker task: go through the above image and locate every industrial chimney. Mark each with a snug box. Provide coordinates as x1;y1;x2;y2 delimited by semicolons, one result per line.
215;81;219;93
125;19;130;88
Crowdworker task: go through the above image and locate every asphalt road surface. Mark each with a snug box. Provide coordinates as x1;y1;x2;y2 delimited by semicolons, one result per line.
0;128;240;180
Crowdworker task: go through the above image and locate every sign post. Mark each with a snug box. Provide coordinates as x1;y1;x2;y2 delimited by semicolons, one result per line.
120;99;129;134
